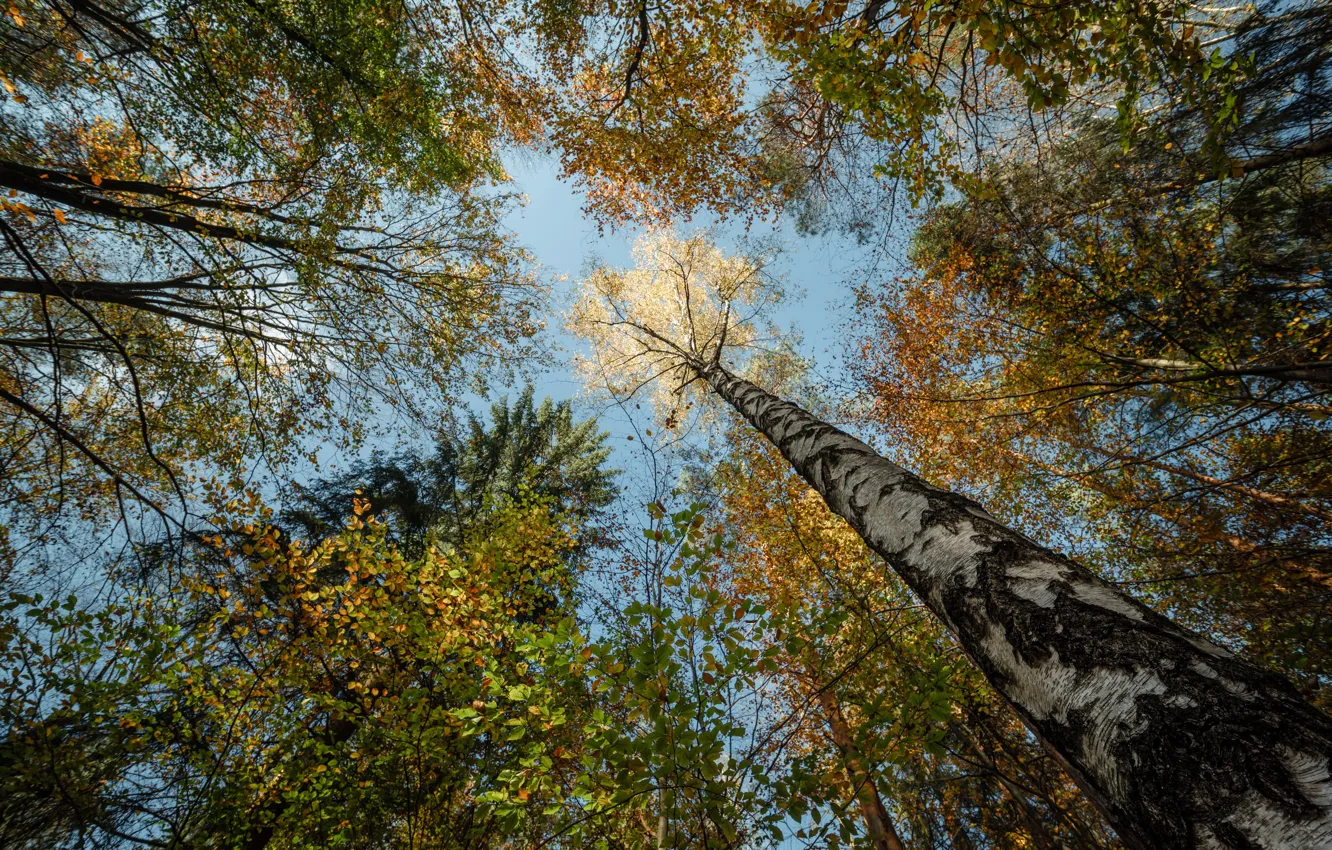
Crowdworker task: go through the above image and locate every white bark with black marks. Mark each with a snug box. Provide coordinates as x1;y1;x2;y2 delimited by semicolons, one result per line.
704;364;1332;850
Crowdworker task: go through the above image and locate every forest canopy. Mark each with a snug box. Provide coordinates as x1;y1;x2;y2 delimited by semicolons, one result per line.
2;0;1330;848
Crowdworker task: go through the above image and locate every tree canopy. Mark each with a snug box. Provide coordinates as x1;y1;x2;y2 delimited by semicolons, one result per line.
5;0;1332;847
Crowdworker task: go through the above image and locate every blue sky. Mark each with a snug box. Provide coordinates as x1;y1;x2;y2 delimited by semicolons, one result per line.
306;154;912;500
502;155;897;432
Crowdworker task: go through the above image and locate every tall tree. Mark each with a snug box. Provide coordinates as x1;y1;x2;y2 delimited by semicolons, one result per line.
0;393;620;849
715;412;1117;850
0;495;598;849
569;232;1332;850
850;0;1332;705
1;0;542;546
535;0;1248;225
283;388;617;555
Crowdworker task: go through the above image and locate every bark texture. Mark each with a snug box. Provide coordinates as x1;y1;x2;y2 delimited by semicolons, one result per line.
816;688;908;850
704;364;1332;850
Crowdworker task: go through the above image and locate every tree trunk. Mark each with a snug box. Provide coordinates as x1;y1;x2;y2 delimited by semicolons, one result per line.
815;687;909;850
703;364;1332;850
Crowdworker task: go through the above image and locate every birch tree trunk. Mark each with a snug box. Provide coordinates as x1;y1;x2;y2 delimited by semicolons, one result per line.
815;688;909;850
703;364;1332;850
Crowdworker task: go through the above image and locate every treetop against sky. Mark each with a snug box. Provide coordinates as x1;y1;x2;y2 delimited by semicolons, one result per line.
2;0;1330;848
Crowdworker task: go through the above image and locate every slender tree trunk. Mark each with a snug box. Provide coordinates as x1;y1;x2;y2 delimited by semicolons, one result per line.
703;364;1332;850
953;723;1066;850
815;687;909;850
